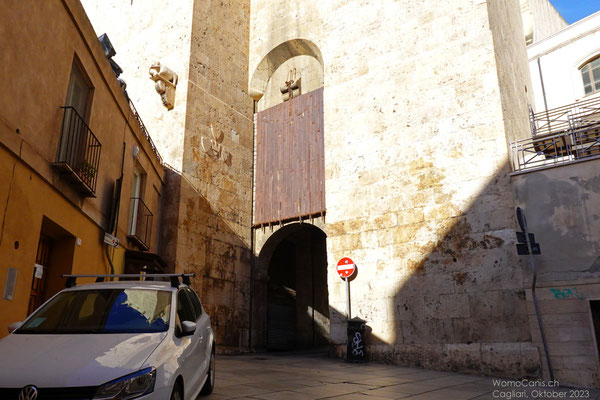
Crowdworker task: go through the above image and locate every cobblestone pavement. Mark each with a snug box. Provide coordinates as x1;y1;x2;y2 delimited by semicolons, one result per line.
206;352;600;400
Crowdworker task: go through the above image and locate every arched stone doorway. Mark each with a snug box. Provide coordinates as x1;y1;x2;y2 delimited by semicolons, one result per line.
253;223;329;350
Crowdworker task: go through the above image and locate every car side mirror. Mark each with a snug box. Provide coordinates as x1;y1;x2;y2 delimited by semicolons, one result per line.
181;321;197;336
8;322;22;334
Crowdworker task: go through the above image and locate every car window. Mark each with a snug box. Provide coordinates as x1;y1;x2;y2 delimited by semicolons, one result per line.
177;289;196;323
17;289;171;334
184;287;203;319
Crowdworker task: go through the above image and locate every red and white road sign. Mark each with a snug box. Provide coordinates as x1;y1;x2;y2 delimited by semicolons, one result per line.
337;257;355;278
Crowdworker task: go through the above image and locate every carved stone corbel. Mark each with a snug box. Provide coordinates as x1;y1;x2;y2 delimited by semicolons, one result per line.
201;124;232;165
149;62;178;110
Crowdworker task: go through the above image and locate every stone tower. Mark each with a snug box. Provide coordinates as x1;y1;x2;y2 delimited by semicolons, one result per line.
82;0;255;352
82;0;556;378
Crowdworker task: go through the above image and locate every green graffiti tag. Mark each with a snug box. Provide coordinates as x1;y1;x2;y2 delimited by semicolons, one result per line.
550;288;585;300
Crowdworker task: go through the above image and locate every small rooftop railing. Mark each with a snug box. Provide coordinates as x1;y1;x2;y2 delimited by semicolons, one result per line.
511;96;600;172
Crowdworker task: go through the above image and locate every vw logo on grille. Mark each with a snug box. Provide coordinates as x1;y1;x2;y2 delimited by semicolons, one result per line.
18;385;38;400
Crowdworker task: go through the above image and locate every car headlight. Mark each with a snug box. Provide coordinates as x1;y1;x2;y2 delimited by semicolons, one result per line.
93;367;156;400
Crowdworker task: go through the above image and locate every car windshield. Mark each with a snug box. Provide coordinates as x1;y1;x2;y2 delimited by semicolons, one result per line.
17;288;171;334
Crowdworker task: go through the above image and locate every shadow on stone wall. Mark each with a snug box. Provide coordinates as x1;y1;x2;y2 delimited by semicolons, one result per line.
331;161;543;380
159;166;253;353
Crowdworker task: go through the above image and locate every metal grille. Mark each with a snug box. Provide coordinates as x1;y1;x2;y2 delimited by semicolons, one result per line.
255;88;325;226
0;386;97;400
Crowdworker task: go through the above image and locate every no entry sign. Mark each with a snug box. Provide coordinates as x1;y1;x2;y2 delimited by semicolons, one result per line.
337;257;355;279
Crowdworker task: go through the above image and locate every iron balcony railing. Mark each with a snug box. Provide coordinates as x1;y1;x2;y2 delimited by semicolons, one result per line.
52;106;101;195
511;96;600;172
128;197;153;251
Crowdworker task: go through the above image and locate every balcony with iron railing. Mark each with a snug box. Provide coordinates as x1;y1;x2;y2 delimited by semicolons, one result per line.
127;197;153;251
510;96;600;172
51;106;101;196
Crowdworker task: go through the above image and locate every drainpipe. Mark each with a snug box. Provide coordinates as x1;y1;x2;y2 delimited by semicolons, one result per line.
105;142;126;276
537;57;552;134
537;57;549;112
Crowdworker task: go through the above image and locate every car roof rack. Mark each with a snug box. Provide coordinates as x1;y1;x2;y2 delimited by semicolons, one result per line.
62;274;195;288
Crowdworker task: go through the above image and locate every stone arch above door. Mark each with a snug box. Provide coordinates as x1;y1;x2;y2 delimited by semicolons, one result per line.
249;39;324;110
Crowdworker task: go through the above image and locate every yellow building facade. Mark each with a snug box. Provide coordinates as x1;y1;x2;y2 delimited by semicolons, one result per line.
0;0;167;336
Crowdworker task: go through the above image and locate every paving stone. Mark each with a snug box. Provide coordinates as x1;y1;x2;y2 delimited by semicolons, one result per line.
212;353;599;399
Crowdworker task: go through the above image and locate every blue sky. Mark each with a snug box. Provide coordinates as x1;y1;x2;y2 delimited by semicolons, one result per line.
549;0;600;24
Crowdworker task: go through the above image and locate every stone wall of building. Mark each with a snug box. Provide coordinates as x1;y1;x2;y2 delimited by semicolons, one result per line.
512;159;600;387
81;0;255;351
81;0;193;170
177;0;255;352
528;0;567;43
489;0;535;144
0;0;165;336
527;12;600;111
249;0;540;377
257;55;324;111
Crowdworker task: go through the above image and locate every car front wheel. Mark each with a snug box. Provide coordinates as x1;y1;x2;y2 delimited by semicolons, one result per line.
200;345;215;395
170;383;183;400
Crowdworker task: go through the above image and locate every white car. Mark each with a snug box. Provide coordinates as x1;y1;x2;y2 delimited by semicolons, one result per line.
0;274;215;400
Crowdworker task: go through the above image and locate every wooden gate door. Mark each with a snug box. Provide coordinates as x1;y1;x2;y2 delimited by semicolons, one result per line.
28;235;52;315
255;87;325;226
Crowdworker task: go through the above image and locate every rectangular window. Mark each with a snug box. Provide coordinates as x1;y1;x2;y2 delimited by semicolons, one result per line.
128;169;142;235
127;164;153;250
581;57;600;96
53;59;100;196
58;61;92;162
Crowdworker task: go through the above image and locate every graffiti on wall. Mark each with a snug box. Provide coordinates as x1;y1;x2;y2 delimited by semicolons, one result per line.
549;288;585;300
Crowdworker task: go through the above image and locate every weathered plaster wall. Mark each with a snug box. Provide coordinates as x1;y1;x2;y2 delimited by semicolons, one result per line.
512;160;600;387
250;0;538;378
177;0;254;352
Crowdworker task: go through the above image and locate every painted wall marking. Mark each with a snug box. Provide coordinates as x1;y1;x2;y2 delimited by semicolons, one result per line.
549;288;585;300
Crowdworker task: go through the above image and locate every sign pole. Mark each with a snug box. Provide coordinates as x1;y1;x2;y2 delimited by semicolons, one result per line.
516;207;554;381
336;257;356;321
345;277;351;320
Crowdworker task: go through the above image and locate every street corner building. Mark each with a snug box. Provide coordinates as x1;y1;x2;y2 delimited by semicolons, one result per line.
2;0;600;389
0;1;169;342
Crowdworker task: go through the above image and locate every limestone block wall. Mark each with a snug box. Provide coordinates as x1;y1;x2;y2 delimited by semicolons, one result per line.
488;0;535;144
81;0;193;170
250;0;538;378
512;160;600;387
178;0;254;352
257;55;324;111
528;0;567;43
81;0;255;351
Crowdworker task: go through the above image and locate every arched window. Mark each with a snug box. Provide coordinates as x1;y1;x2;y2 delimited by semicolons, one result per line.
581;56;600;95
